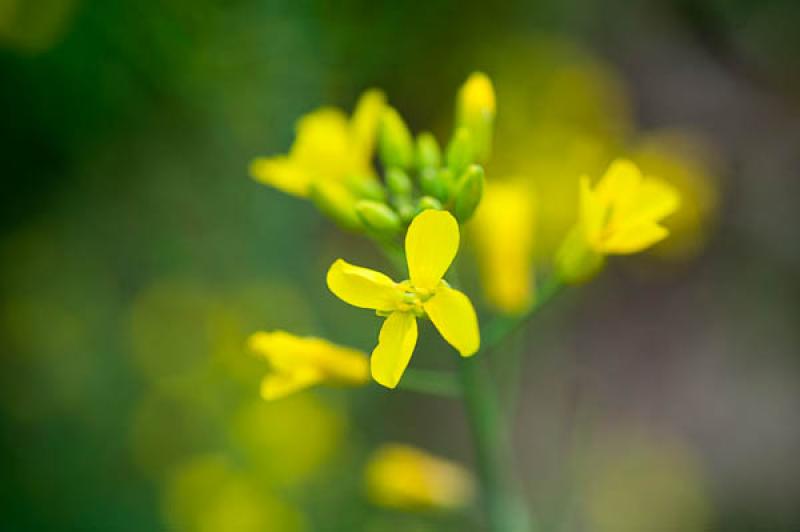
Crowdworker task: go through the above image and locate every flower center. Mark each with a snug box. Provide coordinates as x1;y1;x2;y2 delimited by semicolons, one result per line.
396;281;434;316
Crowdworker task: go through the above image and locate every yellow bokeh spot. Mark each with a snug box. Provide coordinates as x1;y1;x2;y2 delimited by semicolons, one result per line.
162;454;306;532
228;395;345;486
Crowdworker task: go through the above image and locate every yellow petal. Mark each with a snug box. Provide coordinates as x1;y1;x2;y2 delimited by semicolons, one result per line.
405;210;459;291
249;156;310;197
291;107;354;182
371;312;418;389
619;177;680;228
260;368;323;401
580;175;606;246
350;89;386;166
248;330;370;385
600;222;670;254
471;180;536;314
327;259;401;311
424;284;480;357
594;158;642;206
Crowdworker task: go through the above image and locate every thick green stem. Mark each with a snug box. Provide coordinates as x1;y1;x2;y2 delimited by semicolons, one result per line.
459;356;530;531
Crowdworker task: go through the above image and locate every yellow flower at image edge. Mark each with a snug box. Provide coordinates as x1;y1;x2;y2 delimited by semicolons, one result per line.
365;444;476;511
327;210;480;388
248;331;370;400
557;158;680;282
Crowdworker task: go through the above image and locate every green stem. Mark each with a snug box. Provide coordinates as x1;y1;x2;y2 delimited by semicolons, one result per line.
460;275;565;531
459;356;530;531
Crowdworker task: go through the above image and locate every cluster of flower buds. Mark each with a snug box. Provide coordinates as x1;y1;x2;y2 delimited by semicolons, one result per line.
250;73;495;242
355;73;495;241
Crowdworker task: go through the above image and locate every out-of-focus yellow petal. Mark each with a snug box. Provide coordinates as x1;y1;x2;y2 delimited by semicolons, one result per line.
260;368;323;401
580;175;606;246
405;210;459;291
600;222;669;254
471;179;536;314
248;331;370;396
615;177;680;229
371;312;418;389
291;107;354;182
424;284;480;356
350;89;386;166
326;259;401;311
594;158;642;205
249;156;310;197
364;443;476;511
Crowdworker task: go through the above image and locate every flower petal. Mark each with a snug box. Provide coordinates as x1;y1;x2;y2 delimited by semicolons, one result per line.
424;284;480;357
260;368;323;401
327;259;401;311
249;156;310;197
371;312;418;388
580;175;606;246
406;210;459;290
350;89;386;165
600;221;670;254
594;158;643;205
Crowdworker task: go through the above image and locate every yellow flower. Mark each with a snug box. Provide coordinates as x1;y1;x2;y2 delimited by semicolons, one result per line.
557;159;680;282
249;89;385;198
364;443;476;511
327;210;480;389
471;179;536;314
248;331;369;400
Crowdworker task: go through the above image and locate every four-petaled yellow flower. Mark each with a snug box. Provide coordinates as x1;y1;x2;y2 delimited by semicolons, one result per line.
248;331;370;400
364;443;476;511
327;210;480;388
249;89;385;198
557;158;680;282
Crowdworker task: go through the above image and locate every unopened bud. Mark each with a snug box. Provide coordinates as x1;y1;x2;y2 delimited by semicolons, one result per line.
453;164;484;223
417;196;443;213
446;127;475;177
379;107;414;170
394;197;417;224
416;132;441;170
385;167;413;198
456;72;495;162
346;174;386;202
419;167;449;203
310;181;362;231
355;200;402;239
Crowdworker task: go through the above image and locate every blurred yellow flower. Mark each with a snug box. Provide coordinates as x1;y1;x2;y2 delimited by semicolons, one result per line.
327;210;480;388
248;331;369;400
364;443;475;511
557;159;680;282
471;179;536;314
249;89;385;198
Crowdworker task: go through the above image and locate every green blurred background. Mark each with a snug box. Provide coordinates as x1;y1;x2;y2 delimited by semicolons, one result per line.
1;0;799;530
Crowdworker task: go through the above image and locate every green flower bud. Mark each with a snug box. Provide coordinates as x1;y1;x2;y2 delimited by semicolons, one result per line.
346;174;386;202
555;227;605;284
416;132;441;170
355;200;402;239
456;72;495;162
446;127;475;177
419;167;449;203
309;181;362;231
379;107;414;170
385;167;413;198
416;196;443;213
393;197;417;224
453;164;484;223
